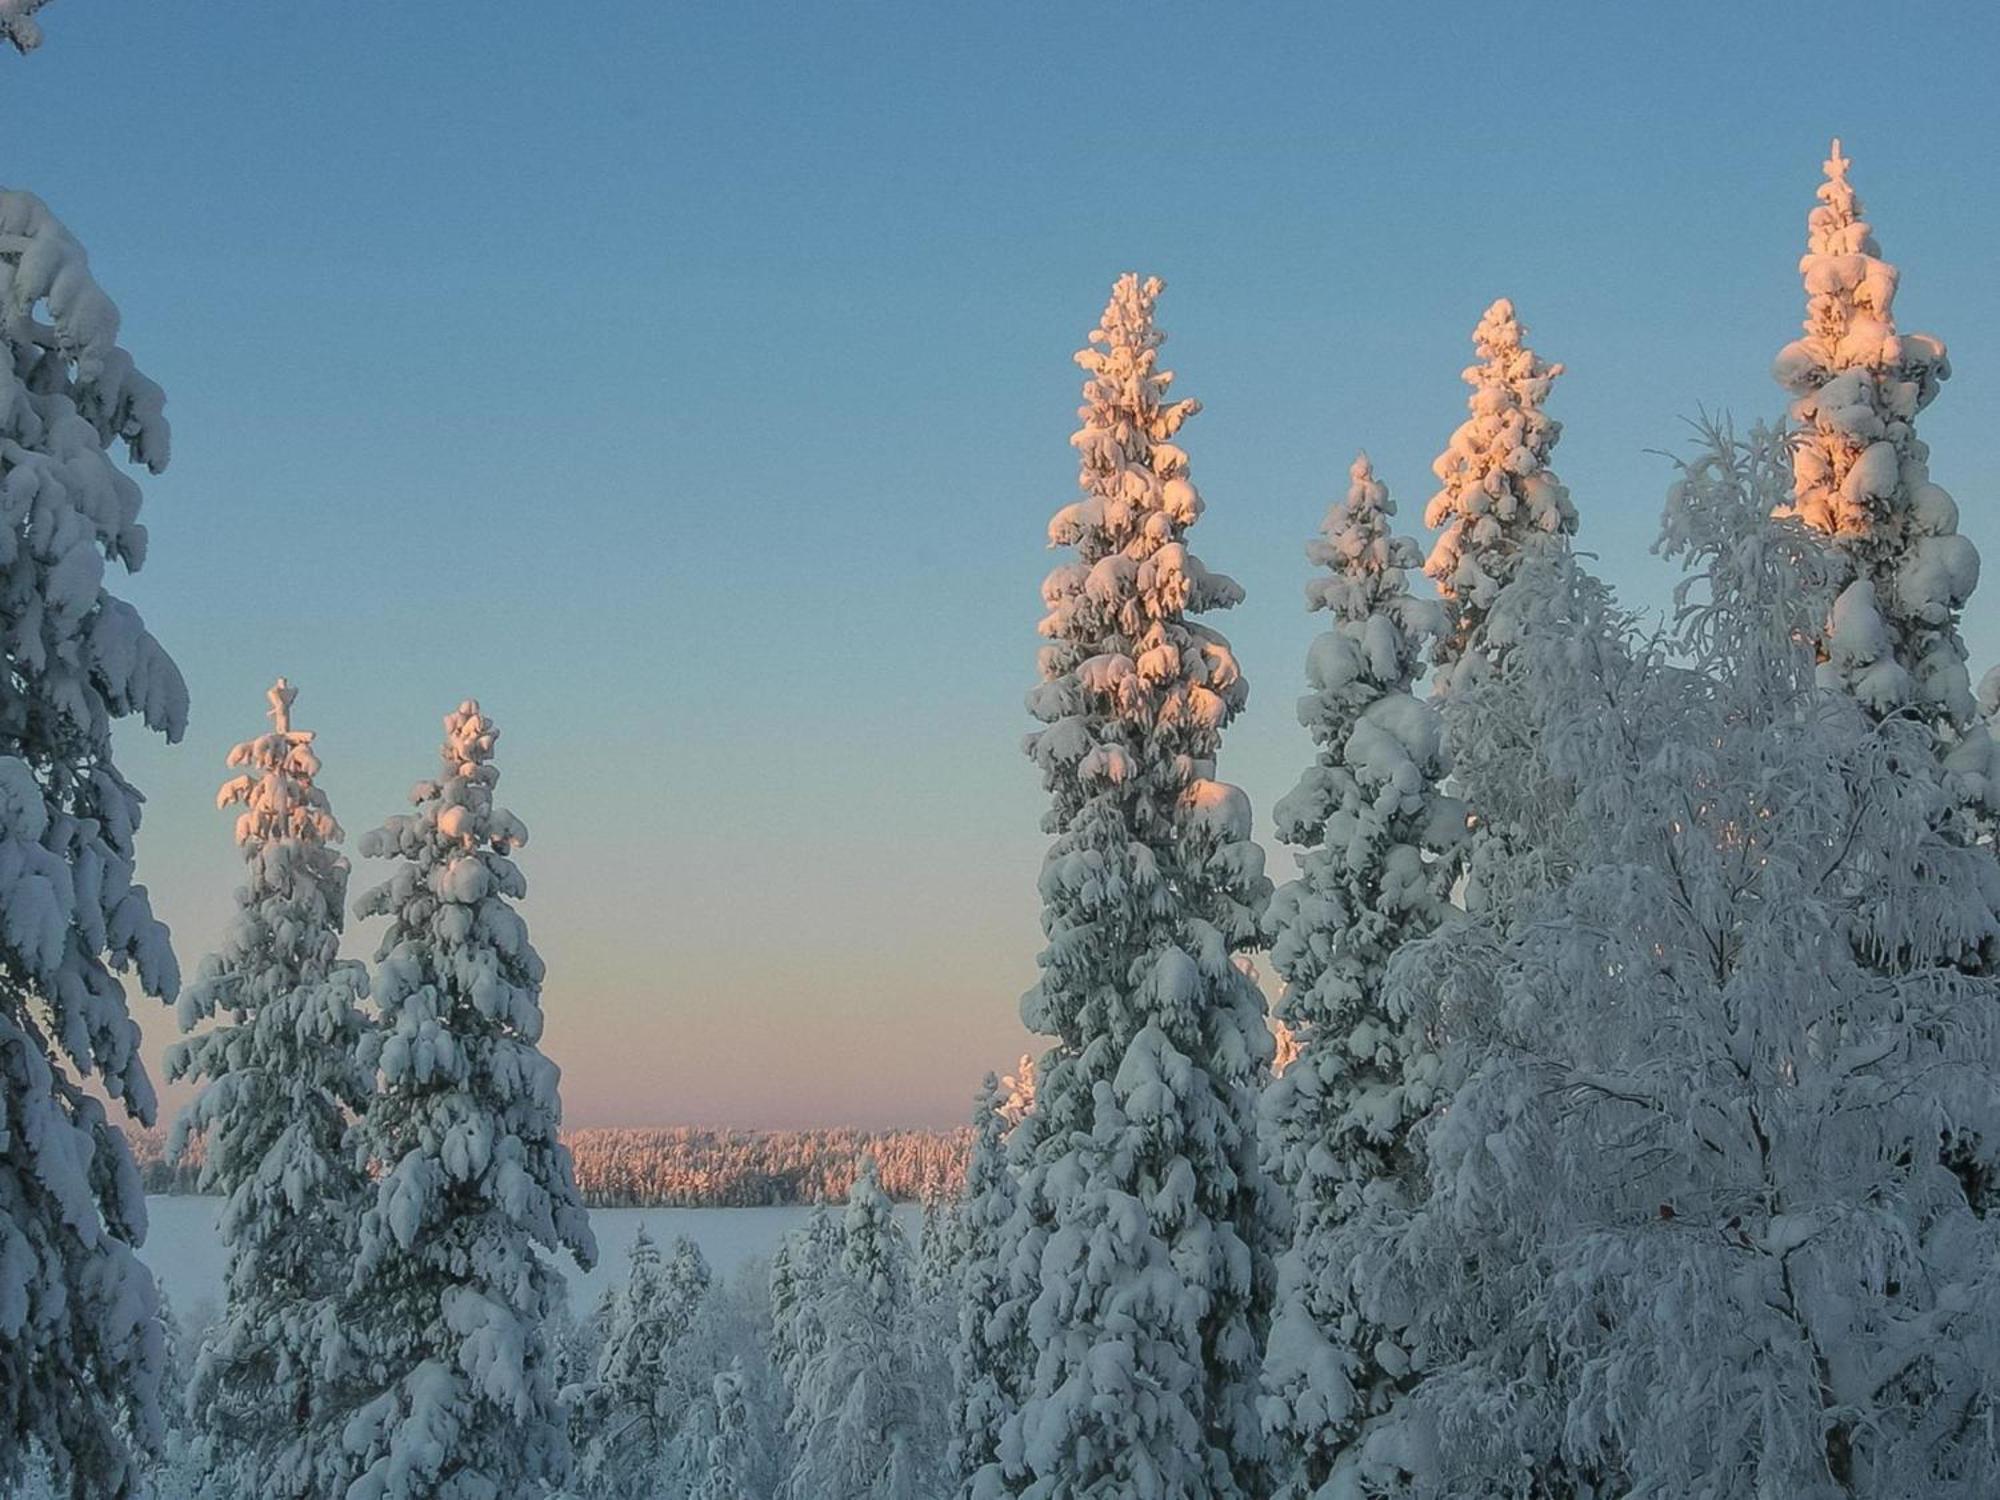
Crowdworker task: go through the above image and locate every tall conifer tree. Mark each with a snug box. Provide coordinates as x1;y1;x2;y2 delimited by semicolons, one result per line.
984;274;1275;1500
167;678;370;1497
341;701;596;1500
1424;298;1575;691
1260;456;1463;1497
0;187;185;1498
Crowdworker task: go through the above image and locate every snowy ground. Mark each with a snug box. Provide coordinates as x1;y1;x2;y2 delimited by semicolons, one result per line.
140;1196;922;1320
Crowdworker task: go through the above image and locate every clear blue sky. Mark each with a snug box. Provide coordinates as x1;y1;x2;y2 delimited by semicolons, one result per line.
8;2;1999;1126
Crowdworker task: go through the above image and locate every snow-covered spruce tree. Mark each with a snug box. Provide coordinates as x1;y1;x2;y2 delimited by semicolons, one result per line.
576;1227;715;1495
164;678;371;1498
147;1294;206;1500
341;700;596;1500
1422;300;1606;922
690;1363;753;1500
983;273;1275;1500
1259;454;1463;1498
770;1201;840;1434
949;1074;1022;1492
576;1225;665;1494
547;1296;600;1400
1424;297;1575;693
785;1155;943;1500
0;188;185;1499
1000;1053;1036;1120
1377;420;2000;1497
659;1235;714;1367
1774;139;1977;732
916;1170;957;1301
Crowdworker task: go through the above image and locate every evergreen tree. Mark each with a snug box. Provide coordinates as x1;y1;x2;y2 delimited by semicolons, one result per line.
148;1295;205;1500
785;1156;941;1500
690;1364;753;1500
984;273;1275;1500
838;1155;904;1306
659;1236;715;1371
1773;139;1975;731
1424;297;1575;691
341;700;597;1500
770;1202;840;1431
545;1295;601;1479
0;187;185;1499
576;1226;713;1496
1421;301;1605;922
166;678;370;1498
915;1171;958;1302
547;1296;601;1400
999;1054;1036;1122
949;1075;1022;1492
1259;455;1463;1498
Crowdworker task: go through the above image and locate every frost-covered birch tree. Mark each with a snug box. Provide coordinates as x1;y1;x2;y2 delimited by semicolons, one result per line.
166;678;371;1497
982;273;1275;1500
1773;139;1976;732
1259;455;1463;1498
1373;419;2000;1497
341;700;596;1500
0;187;186;1499
1424;297;1576;692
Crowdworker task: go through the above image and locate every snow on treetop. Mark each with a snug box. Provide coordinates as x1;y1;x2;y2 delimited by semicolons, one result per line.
445;698;500;774
214;677;341;853
267;676;297;732
1034;274;1248;747
1775;135;1947;428
1072;272;1198;434
1053;273;1211;548
1812;139;1875;256
1772;138;1974;729
1424;297;1575;677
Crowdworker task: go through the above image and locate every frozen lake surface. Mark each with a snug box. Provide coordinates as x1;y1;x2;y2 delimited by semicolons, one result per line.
138;1196;917;1319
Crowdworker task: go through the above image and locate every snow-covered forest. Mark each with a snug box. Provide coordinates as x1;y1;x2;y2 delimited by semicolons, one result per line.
8;7;2000;1496
126;1124;974;1207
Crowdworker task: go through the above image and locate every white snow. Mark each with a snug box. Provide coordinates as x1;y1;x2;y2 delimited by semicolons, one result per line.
1773;138;1975;730
1424;298;1575;687
137;1195;920;1325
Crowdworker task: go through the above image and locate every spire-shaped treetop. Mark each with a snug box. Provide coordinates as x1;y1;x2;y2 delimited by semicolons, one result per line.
267;675;296;733
1773;138;1971;727
1423;296;1576;678
216;675;338;855
1042;272;1245;739
1780;134;1929;416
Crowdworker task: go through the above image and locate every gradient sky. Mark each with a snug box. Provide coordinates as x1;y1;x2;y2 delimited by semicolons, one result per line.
7;2;2000;1127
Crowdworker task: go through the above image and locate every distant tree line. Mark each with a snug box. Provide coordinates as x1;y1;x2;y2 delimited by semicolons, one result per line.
126;1124;973;1206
